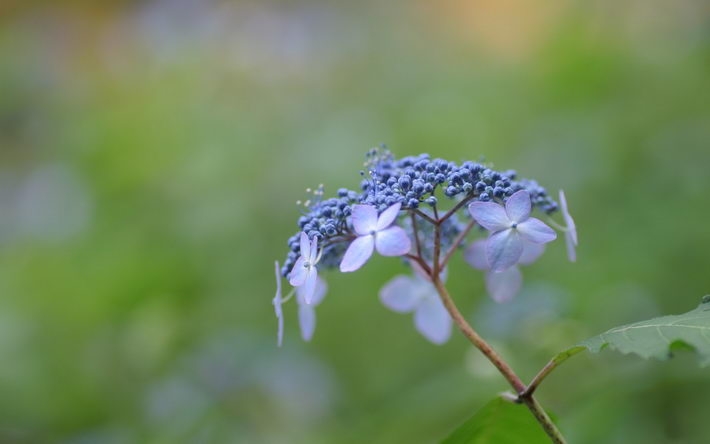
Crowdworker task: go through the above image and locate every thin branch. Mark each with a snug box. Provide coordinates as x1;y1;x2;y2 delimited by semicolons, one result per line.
431;275;567;443
432;222;442;277
410;212;422;259
520;396;566;444
439;194;475;224
439;219;476;270
404;254;431;276
431;277;525;393
413;209;437;225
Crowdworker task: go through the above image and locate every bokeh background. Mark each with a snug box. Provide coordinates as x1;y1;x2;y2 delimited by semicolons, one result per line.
1;0;709;443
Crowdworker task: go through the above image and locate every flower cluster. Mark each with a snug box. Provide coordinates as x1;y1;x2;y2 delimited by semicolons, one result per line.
273;149;577;346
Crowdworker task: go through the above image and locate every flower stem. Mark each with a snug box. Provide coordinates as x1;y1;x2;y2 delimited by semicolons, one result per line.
431;276;524;392
406;192;567;442
431;277;567;444
439;219;475;270
411;211;423;259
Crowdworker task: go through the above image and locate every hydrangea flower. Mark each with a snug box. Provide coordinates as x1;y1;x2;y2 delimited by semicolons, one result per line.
468;190;556;272
280;149;560;278
559;190;578;262
339;203;412;272
297;276;327;341
275;149;572;347
379;262;452;344
289;232;321;304
464;239;545;303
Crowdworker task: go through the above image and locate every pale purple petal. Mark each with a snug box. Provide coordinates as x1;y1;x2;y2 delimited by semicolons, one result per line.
487;229;523;272
505;190;532;223
339;235;375;272
301;267;318;304
309;236;319;262
288;256;307;286
379;275;420;312
299;232;311;260
559;190;578;246
298;303;316;341
518;241;545;266
273;261;284;347
468;202;511;232
559;190;578;262
414;297;452;345
309;276;328;306
486;267;522;303
375;226;411;257
351;205;378;235
464;239;489;271
565;231;577;262
516;218;557;244
375;202;402;231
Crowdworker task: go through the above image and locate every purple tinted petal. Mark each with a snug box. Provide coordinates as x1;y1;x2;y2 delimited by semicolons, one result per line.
565;231;577;262
351;205;378;235
468;202;511;232
299;232;311;260
273;261;284;347
288;256;307;286
517;218;557;244
559;190;578;246
339;235;375;272
310;276;328;306
486;267;522;303
486;229;523;272
518;241;545;266
301;267;318;304
375;202;402;231
505;190;532;223
464;239;489;271
414;296;452;345
379;275;420;312
298;303;316;341
375;226;411;257
309;236;319;262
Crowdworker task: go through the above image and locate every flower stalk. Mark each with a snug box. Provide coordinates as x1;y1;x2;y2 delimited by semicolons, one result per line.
423;207;567;444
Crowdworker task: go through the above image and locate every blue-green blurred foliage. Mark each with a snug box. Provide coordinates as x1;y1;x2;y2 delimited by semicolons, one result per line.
1;0;709;442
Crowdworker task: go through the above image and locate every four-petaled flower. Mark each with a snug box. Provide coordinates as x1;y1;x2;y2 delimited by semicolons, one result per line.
559;190;578;262
468;190;556;272
297;276;327;341
339;203;412;272
289;232;321;304
379;262;452;344
464;239;545;303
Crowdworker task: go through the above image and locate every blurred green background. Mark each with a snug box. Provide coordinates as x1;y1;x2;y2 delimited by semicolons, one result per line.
1;0;709;443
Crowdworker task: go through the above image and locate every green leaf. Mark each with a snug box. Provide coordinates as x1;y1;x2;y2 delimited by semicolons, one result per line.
580;297;710;366
442;397;551;444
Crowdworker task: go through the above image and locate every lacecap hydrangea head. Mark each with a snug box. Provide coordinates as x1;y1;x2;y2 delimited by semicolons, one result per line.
273;148;576;346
